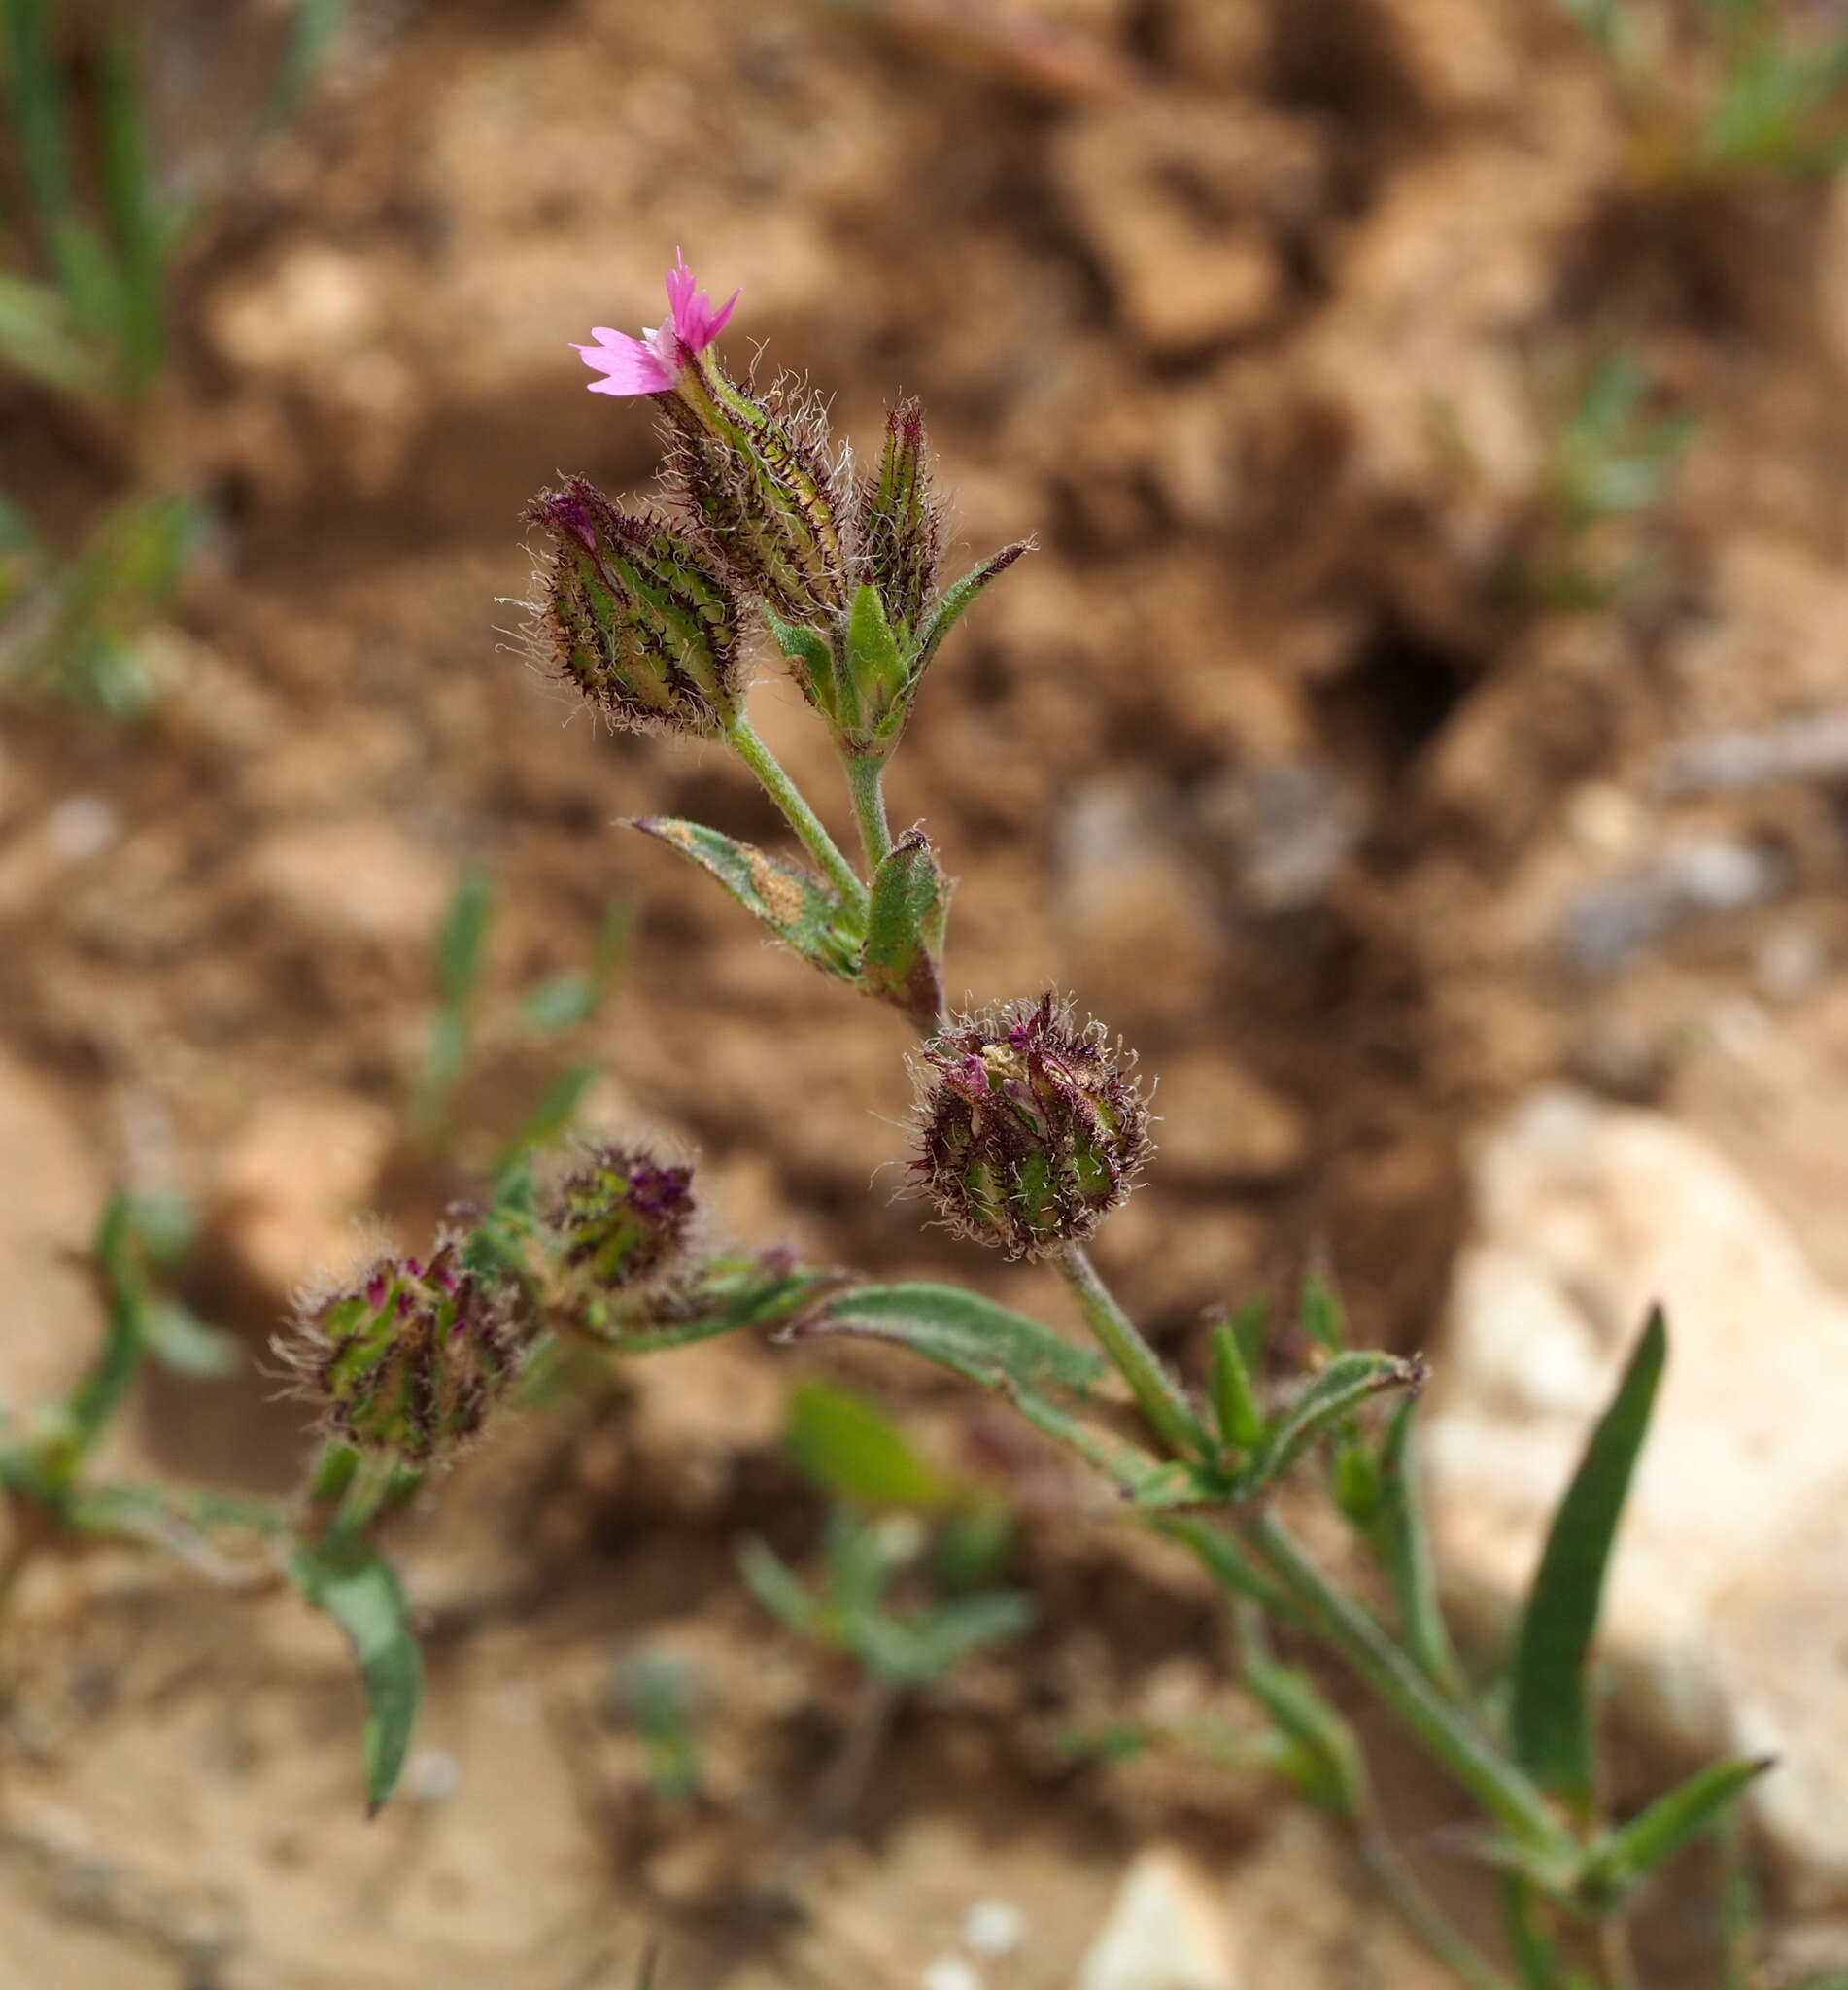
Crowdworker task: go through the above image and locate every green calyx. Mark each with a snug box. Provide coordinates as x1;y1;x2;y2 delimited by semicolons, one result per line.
666;353;849;628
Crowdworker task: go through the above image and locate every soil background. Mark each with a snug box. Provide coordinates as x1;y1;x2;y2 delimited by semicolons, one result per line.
6;1;1848;1985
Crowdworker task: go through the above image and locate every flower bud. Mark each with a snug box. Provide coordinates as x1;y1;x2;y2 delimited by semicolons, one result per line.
548;1145;696;1292
911;994;1151;1258
855;399;942;643
664;366;849;628
526;477;742;737
288;1240;524;1467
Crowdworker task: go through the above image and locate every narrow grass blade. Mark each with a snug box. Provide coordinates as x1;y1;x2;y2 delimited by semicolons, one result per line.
1509;1307;1667;1811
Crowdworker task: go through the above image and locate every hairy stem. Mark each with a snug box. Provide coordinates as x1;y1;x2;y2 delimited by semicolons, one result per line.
845;754;893;873
1056;1243;1204;1459
1245;1508;1571;1859
725;710;869;919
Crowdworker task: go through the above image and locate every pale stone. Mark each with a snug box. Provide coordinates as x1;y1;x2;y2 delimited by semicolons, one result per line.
1427;1087;1848;1902
1074;1846;1238;1990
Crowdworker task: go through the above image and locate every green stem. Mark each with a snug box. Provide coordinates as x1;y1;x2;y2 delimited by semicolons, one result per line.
1056;1243;1205;1460
1360;1822;1518;1990
1246;1508;1571;1859
845;755;893;872
725;710;868;919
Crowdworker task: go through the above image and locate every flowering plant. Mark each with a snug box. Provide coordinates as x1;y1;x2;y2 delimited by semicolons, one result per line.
0;251;1771;1987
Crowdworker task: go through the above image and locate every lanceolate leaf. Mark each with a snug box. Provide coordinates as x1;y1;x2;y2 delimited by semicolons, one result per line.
795;1281;1109;1395
1578;1755;1773;1908
289;1537;422;1817
1510;1307;1667;1812
915;540;1032;669
1245;1351;1426;1493
628;818;862;980
791;1281;1179;1498
861;828;950;1028
1375;1396;1463;1698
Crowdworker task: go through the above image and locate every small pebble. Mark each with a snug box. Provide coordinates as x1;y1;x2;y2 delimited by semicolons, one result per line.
43;794;117;861
1755;922;1828;1003
964;1899;1025;1957
922;1958;983;1990
404;1746;461;1803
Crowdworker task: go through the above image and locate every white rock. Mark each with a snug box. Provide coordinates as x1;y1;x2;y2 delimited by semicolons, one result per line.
1074;1846;1238;1990
1428;1088;1848;1903
963;1899;1025;1958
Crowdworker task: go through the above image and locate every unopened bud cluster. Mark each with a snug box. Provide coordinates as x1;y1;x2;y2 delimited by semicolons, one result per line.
532;255;1027;763
912;994;1152;1258
288;1239;525;1467
547;1144;696;1293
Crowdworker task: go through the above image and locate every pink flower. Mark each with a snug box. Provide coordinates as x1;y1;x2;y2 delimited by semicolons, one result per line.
573;249;739;397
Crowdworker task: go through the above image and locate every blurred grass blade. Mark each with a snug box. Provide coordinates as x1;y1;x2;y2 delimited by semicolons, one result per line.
63;1189;150;1466
1582;1755;1773;1903
435;866;494;1006
96;28;169;395
501;1061;599;1163
0;0;122;337
736;1536;818;1637
1510;1307;1667;1811
786;1381;956;1508
288;1537;422;1816
267;0;351;124
1376;1396;1463;1698
0;272;104;393
141;1298;241;1378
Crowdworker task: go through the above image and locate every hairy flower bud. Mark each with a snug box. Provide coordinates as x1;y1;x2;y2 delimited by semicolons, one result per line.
287;1240;524;1467
911;995;1151;1257
665;364;849;628
526;477;742;737
856;399;942;642
548;1145;696;1292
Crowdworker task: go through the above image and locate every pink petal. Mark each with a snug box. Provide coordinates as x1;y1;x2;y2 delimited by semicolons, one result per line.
663;246;739;355
573;333;672;396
